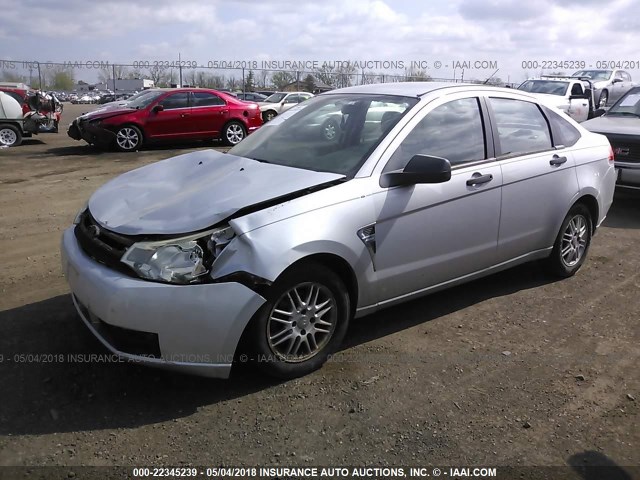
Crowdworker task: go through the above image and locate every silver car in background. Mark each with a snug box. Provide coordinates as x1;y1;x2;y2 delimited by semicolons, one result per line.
61;83;616;379
572;69;635;108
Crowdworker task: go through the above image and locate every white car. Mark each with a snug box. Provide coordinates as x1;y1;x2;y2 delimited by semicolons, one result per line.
518;77;595;122
258;91;313;122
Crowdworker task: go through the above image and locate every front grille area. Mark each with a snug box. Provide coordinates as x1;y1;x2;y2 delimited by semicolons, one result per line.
605;134;640;164
74;211;136;276
75;296;161;358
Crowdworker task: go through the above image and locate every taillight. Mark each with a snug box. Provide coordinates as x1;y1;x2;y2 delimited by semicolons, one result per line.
608;145;615;163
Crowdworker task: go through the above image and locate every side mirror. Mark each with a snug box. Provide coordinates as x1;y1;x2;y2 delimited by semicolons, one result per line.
593;108;606;118
381;155;452;188
153;104;164;112
612;78;623;84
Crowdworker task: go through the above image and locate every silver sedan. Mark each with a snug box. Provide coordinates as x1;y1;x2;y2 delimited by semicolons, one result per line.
61;82;616;379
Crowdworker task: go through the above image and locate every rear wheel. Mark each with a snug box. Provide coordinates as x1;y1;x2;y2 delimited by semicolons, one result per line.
249;263;350;379
0;124;22;147
545;204;592;277
321;118;340;141
263;110;277;122
222;121;246;146
114;125;143;151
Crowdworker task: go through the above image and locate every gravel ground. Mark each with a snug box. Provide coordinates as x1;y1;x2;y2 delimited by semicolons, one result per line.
0;104;638;477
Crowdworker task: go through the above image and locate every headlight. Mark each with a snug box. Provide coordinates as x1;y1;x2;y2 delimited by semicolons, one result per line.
73;202;88;224
120;226;236;284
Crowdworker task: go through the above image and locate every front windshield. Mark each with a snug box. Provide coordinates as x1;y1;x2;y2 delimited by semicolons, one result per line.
518;80;569;96
607;88;640;117
125;90;154;102
573;70;612;81
127;91;164;109
264;93;287;103
228;94;418;175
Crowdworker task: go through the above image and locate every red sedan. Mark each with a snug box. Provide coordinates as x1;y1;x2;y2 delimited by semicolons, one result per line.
67;88;262;151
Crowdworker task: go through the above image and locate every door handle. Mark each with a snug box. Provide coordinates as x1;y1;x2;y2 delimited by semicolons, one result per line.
181;113;190;117
466;173;493;186
550;154;567;166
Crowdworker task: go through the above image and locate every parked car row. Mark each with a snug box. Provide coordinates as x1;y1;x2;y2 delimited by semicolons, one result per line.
67;87;263;150
61;82;617;381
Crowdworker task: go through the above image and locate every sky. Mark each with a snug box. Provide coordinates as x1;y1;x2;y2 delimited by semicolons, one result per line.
1;0;639;85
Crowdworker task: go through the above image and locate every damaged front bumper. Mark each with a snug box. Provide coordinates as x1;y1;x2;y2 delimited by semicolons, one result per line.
60;228;266;378
67;118;114;147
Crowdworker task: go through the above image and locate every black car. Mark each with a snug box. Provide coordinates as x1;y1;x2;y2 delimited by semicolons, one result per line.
582;86;640;190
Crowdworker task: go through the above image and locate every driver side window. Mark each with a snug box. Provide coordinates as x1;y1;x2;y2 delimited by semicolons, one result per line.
383;97;486;173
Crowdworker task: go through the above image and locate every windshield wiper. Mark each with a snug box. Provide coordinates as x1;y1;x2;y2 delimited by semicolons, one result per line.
249;157;271;164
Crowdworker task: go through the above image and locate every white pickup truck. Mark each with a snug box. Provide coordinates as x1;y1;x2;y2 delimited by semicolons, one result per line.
517;76;602;123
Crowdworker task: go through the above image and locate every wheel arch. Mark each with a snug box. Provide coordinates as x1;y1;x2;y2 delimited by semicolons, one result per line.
572;194;599;232
283;253;359;318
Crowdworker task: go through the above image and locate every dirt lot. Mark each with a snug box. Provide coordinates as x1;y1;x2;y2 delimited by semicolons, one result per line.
0;104;638;475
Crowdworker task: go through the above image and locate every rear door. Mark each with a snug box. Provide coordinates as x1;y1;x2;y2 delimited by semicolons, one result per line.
187;91;229;138
488;97;579;262
144;92;192;139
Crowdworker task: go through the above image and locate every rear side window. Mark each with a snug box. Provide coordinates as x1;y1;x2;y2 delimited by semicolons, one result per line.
192;92;225;107
541;105;582;147
489;98;553;156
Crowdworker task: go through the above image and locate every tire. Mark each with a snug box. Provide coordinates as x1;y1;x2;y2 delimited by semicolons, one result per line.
545;204;592;278
222;121;246;146
52;120;59;134
263;110;277;122
249;262;350;379
114;125;143;152
598;90;608;109
321;118;340;141
0;124;22;147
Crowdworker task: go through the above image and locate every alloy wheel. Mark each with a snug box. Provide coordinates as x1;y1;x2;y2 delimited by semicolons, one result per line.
226;123;245;145
116;127;139;150
266;282;337;362
561;214;588;267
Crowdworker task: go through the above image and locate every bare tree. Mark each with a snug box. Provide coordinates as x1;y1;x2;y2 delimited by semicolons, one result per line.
404;68;431;82
146;65;169;87
270;71;295;90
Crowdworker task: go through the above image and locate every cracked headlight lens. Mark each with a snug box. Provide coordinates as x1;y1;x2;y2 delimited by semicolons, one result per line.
121;226;235;284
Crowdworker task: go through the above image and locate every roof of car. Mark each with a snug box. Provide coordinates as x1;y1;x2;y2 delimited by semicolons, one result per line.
321;82;529;98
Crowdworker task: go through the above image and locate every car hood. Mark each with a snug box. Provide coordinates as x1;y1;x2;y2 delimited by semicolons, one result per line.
582;115;640;135
78;106;135;121
88;149;345;235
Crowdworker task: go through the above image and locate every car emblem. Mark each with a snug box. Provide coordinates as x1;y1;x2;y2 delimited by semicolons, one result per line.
88;225;101;237
614;147;630;156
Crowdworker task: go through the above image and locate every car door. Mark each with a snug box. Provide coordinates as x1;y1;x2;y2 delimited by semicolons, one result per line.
371;96;503;302
280;94;301;114
567;82;589;122
187;91;229;138
610;71;626;104
487;97;580;262
144;92;192;139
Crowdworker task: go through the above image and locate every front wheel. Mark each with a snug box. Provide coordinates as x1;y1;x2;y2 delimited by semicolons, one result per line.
545;204;592;278
0;124;22;147
249;263;350;379
114;125;143;152
222;121;246;146
598;90;608;109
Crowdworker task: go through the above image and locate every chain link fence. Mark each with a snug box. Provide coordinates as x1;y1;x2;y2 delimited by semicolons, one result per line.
0;59;509;95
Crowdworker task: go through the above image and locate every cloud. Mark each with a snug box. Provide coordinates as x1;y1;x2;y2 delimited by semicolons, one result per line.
1;0;639;84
